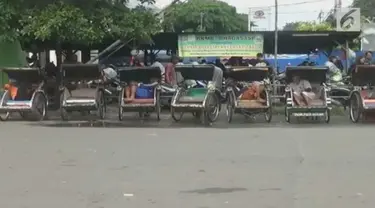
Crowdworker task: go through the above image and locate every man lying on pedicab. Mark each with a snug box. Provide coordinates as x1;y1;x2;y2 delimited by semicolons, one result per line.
288;75;316;106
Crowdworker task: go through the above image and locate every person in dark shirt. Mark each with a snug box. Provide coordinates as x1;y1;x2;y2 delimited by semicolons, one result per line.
364;51;373;64
248;53;269;67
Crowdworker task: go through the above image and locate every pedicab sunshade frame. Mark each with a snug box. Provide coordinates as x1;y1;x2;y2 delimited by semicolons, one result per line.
60;64;106;120
170;65;221;125
284;66;332;123
117;66;162;121
349;65;375;122
0;67;47;121
225;67;273;123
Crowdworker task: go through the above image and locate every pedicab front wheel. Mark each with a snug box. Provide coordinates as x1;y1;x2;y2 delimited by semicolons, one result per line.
325;108;331;123
0;112;10;121
226;92;234;123
32;92;47;121
349;92;362;123
264;107;272;123
171;107;184;122
97;90;106;120
285;106;291;123
60;93;69;121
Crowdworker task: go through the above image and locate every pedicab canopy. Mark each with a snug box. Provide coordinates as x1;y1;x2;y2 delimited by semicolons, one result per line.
285;66;328;83
118;67;161;83
227;67;270;82
352;65;375;86
175;65;215;81
1;67;42;83
62;64;101;81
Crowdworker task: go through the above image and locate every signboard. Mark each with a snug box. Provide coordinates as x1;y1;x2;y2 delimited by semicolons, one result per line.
178;34;264;57
248;7;271;31
336;8;361;32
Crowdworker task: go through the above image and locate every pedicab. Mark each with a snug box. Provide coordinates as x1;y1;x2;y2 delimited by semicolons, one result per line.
349;65;375;122
60;64;106;120
0;67;48;121
284;66;332;123
117;66;162;121
225;66;272;122
170;65;222;125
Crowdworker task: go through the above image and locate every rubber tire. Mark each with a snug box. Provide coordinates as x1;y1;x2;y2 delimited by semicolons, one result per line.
156;90;161;121
226;92;234;123
349;92;362;123
325;108;331;123
0;112;10;121
171;107;184;122
60;92;69;121
206;93;220;123
97;90;106;120
264;107;272;123
32;92;47;121
285;106;290;123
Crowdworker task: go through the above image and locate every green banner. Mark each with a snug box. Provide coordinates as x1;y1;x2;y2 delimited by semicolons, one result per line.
178;34;264;57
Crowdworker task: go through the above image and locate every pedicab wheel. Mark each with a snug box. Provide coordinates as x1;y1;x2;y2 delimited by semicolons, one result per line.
206;92;220;123
226;92;234;123
33;92;47;121
118;106;123;121
60;93;69;121
171;107;184;122
0;112;10;121
192;111;202;119
285;107;290;123
97;90;106;120
264;107;272;123
155;90;161;121
325;108;331;123
349;92;362;123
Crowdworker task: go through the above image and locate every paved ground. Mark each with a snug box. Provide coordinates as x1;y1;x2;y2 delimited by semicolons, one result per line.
0;110;375;208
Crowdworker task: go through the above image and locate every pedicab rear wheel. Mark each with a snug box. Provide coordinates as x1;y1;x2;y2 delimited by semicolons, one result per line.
60;93;69;121
325;108;331;123
32;92;47;121
0;112;10;121
285;106;290;123
349;92;362;123
156;90;161;121
171;107;184;122
97;90;106;120
203;92;220;126
226;92;234;123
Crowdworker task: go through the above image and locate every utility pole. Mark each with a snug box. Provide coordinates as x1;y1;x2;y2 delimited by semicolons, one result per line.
273;0;278;95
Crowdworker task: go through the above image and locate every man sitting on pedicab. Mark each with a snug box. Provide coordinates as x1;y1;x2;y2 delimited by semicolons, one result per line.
288;75;315;106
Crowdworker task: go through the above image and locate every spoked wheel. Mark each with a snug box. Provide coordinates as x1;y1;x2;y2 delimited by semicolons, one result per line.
118;89;124;121
97;90;106;120
171;107;184;122
285;106;290;123
325;108;331;123
156;90;161;121
32;92;47;121
349;92;362;123
0;112;10;121
60;93;69;121
264;107;272;123
226;92;234;123
203;92;220;125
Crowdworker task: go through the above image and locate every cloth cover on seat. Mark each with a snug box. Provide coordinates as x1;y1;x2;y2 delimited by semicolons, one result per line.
178;88;208;103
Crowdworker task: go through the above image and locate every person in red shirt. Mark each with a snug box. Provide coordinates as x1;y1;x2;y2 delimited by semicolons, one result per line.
165;55;179;86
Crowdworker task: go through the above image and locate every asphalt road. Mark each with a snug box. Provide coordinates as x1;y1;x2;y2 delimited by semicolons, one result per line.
0;110;375;208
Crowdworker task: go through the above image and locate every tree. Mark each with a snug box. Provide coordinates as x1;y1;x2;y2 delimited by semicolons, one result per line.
352;0;375;19
283;21;333;31
162;0;248;33
0;0;161;45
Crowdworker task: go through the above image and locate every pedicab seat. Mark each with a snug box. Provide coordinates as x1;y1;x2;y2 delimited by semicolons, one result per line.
237;100;268;108
178;88;208;103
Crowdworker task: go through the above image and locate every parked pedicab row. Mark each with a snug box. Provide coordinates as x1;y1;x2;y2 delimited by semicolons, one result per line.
1;64;375;124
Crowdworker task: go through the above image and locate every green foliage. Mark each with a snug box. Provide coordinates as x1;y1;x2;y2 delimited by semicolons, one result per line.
0;0;161;45
283;21;333;31
352;0;375;18
163;0;248;33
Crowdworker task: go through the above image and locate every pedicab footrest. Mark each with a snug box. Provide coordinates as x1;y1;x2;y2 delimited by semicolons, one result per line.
5;100;32;106
237;100;268;108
